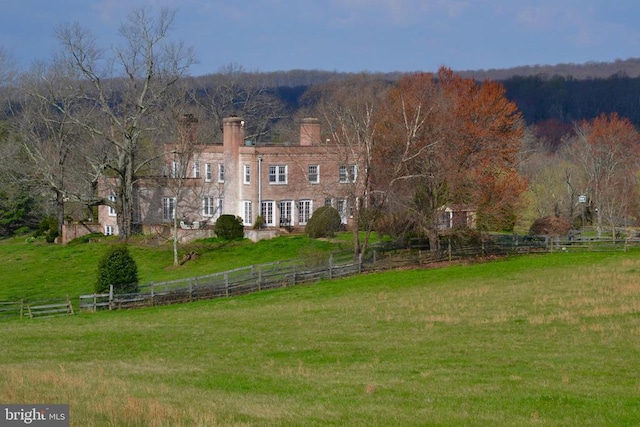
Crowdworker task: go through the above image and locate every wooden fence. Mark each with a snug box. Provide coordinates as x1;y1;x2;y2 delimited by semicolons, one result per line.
4;235;640;319
26;296;74;319
0;300;24;320
79;251;362;310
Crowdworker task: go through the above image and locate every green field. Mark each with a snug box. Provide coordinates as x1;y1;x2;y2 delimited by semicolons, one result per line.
0;235;347;301
2;245;640;426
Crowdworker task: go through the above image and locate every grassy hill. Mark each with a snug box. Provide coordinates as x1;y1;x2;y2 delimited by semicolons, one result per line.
2;249;640;426
0;234;349;301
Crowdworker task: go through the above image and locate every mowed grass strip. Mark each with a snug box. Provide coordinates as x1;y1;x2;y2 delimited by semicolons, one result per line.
1;251;640;426
0;235;345;301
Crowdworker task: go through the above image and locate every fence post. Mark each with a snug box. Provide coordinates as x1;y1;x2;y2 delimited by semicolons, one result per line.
189;279;194;302
225;272;229;297
109;284;114;310
329;254;334;279
67;295;74;315
358;253;362;274
151;283;155;307
258;267;262;291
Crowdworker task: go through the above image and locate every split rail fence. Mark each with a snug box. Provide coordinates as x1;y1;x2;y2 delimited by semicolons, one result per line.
3;236;640;319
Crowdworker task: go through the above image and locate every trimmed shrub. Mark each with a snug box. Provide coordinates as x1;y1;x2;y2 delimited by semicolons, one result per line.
529;216;572;237
34;216;59;243
95;245;139;294
215;215;245;240
305;206;342;238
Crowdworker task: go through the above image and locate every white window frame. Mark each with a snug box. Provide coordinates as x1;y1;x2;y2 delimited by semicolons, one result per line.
108;194;117;217
218;163;225;183
105;225;114;236
193;161;200;178
308;165;320;184
163;197;176;221
203;196;215;217
205;163;212;182
244;164;251;184
297;199;312;225
242;200;253;226
336;199;348;224
172;160;179;178
339;164;357;183
261;201;275;226
268;165;288;184
279;200;293;227
216;198;223;219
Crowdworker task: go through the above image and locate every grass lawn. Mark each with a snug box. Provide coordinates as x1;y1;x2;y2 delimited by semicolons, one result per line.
1;250;640;425
0;234;347;301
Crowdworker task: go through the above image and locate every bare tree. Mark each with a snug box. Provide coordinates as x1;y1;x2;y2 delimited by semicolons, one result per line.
570;113;640;239
314;74;388;260
54;7;196;238
15;61;95;236
192;63;287;144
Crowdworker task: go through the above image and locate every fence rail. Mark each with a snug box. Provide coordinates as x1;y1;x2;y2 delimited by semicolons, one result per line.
25;297;74;319
4;236;640;320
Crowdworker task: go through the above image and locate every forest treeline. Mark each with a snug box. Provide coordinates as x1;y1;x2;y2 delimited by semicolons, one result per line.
189;57;640;132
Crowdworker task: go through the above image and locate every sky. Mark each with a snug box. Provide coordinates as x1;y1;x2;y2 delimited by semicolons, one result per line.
2;0;640;76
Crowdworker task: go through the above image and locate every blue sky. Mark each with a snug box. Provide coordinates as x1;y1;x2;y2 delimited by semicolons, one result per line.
2;0;640;76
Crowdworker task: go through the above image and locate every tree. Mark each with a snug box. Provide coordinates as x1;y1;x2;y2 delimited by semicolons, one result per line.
95;245;139;294
376;69;525;250
192;63;287;144
570;113;640;238
54;7;196;239
15;61;93;237
314;74;388;259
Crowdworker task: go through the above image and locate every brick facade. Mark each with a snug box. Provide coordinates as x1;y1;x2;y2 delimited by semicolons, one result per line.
97;116;363;239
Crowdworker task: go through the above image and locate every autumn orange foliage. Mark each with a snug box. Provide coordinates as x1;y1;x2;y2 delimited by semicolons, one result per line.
374;67;525;241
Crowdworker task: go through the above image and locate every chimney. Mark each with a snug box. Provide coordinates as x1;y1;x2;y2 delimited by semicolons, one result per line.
300;117;320;146
223;116;245;147
179;114;198;143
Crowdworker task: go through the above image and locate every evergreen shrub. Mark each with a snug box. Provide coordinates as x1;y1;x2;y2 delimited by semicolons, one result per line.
305;206;342;238
95;245;139;294
215;215;245;240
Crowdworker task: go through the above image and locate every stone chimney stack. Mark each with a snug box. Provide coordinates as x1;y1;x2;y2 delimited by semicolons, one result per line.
179;114;198;143
223;116;245;147
300;117;320;146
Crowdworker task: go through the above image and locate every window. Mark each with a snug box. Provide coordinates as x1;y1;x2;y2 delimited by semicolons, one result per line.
324;198;333;207
244;164;251;184
297;200;312;225
193;161;200;178
242;201;253;226
105;225;114;236
163;197;176;221
203;196;215;217
339;164;357;183
172;160;179;178
205;163;212;182
218;164;225;182
336;199;348;224
308;165;319;183
279;200;293;227
261;201;275;226
108;194;117;217
216;198;223;218
268;165;287;184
